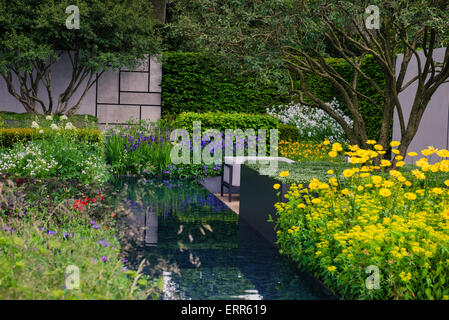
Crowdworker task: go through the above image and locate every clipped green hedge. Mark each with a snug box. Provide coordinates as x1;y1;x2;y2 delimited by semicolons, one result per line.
299;55;385;140
279;124;300;142
0;112;98;128
0;128;103;148
172;112;279;134
161;52;288;116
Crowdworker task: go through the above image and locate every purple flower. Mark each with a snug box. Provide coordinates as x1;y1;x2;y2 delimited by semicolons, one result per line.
63;232;71;239
47;230;57;235
122;258;128;263
101;256;108;262
121;267;127;272
97;240;110;247
93;224;100;229
90;220;96;225
2;226;10;232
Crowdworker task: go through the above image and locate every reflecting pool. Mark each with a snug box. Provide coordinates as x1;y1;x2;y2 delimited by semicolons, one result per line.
111;176;336;300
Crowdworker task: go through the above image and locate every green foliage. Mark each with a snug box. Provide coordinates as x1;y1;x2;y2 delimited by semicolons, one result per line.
247;161;351;185
0;112;98;128
0;128;102;149
161;52;288;116
0;181;156;299
103;119;221;179
0;130;110;184
104;119;172;176
298;55;385;140
279;124;300;142
173;111;279;133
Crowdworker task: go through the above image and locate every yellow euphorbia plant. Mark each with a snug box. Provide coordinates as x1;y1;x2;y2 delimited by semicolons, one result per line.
275;140;449;300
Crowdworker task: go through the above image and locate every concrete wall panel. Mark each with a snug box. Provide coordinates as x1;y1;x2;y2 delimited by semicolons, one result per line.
97;71;119;104
141;105;161;122
120;92;161;105
150;57;162;93
120;72;149;92
97;104;140;124
393;48;449;164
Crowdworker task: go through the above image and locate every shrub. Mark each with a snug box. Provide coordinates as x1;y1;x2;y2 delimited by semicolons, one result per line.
274;141;449;299
173;112;279;133
279;124;300;142
246;161;351;185
0;128;103;149
0;112;98;128
161;52;288;116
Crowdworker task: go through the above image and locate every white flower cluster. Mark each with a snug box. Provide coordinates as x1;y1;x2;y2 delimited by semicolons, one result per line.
79;155;109;184
64;122;75;130
267;98;352;143
0;143;58;177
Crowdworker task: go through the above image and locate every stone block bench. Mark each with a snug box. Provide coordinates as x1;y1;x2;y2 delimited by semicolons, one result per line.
221;156;294;202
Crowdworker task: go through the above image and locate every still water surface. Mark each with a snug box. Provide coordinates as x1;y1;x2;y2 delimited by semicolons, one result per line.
112;176;335;300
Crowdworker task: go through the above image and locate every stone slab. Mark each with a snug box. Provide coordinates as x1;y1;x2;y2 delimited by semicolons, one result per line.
97;104;140;124
141;105;161;122
150;57;162;93
120;92;161;105
97;71;119;104
120;72;149;92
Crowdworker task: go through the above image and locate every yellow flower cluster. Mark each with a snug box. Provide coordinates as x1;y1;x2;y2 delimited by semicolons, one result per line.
278;140;340;162
275;139;449;300
279;170;289;178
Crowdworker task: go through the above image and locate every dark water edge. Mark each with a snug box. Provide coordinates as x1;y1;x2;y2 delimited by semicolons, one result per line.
111;176;337;300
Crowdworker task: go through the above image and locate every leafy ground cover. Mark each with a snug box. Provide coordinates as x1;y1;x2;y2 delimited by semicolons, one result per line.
0;116;163;299
0;112;98;129
246;161;351;185
0;178;161;299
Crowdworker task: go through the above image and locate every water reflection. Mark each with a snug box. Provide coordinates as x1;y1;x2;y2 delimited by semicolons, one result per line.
111;176;336;300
